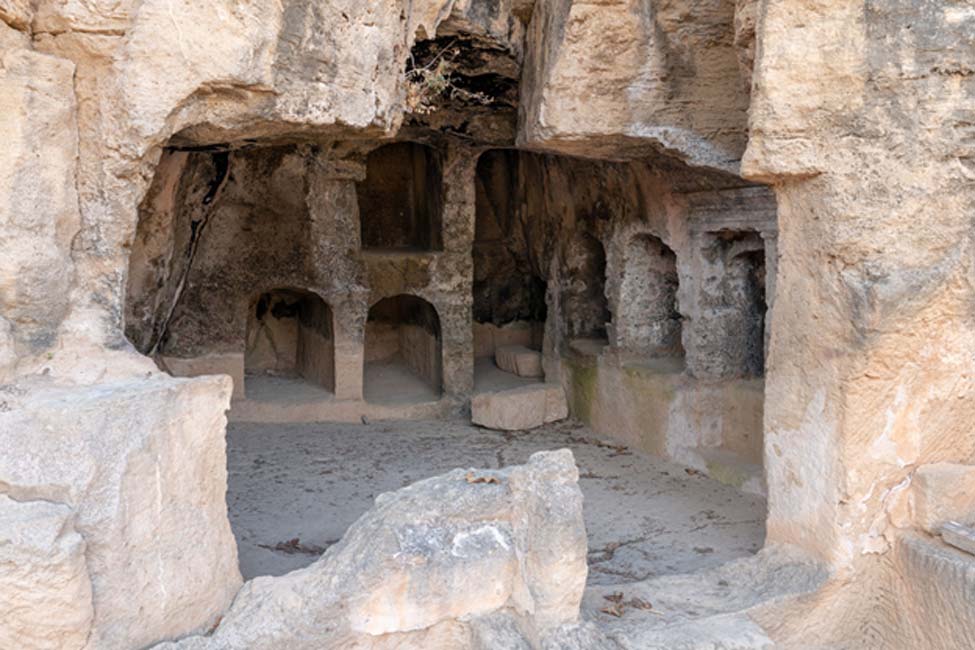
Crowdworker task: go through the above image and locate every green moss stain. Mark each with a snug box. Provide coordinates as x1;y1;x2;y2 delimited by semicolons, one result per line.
567;359;598;425
704;457;759;490
619;369;674;456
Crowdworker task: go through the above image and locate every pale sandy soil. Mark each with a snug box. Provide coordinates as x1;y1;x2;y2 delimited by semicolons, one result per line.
226;418;766;586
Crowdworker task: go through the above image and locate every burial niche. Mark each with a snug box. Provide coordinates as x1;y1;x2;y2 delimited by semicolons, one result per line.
562;232;612;345
618;233;683;358
472;149;547;369
364;294;443;403
704;230;767;378
357;142;444;252
245;289;335;394
725;238;766;377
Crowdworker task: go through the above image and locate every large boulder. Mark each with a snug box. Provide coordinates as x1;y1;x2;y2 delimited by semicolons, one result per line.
0;496;93;650
155;450;588;650
0;374;241;649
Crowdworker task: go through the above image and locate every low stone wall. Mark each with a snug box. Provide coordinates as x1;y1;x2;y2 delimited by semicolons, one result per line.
560;347;764;487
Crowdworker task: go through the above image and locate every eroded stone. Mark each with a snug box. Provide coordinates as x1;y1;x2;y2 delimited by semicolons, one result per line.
913;464;975;533
0;496;93;650
0;375;241;649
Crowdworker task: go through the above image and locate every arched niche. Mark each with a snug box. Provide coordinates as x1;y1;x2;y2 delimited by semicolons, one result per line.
363;294;443;403
245;288;336;394
618;233;683;358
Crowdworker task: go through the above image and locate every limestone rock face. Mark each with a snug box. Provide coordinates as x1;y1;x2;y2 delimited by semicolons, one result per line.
10;0;531;380
912;464;975;533
32;0;135;34
0;28;81;370
0;496;93;650
472;384;569;431
519;0;750;170
0;375;241;649
743;0;975;568
0;0;31;29
154;450;588;650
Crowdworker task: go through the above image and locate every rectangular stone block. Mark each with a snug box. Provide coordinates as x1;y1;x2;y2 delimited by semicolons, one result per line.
472;384;567;431
495;344;544;378
160;352;245;399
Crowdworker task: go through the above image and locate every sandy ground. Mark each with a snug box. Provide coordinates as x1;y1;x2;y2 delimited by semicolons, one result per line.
227;418;766;586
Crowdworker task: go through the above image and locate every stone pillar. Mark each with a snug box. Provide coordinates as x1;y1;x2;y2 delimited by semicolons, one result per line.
305;153;369;401
759;230;777;363
744;0;975;568
435;144;478;399
681;229;717;378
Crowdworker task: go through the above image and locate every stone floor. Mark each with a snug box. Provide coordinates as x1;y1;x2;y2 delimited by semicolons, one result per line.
244;374;334;403
227;418;766;585
363;358;440;404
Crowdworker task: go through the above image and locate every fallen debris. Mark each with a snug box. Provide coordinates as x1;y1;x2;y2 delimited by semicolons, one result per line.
465;471;501;485
600;591;661;618
257;538;329;556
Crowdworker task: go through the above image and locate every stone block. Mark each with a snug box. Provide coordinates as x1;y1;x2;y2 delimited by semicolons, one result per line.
0;374;241;649
913;463;975;533
472;384;568;431
473;321;535;359
0;495;93;650
496;344;544;378
896;533;975;647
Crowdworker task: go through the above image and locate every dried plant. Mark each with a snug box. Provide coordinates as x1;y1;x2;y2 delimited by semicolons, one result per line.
404;42;494;114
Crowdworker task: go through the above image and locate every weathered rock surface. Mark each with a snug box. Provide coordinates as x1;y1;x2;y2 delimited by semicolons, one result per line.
1;0;973;647
519;0;750;170
154;449;588;650
0;496;93;650
0;27;81;373
0;374;241;649
472;384;568;431
496;344;544;378
0;0;31;30
875;533;975;650
912;464;975;533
